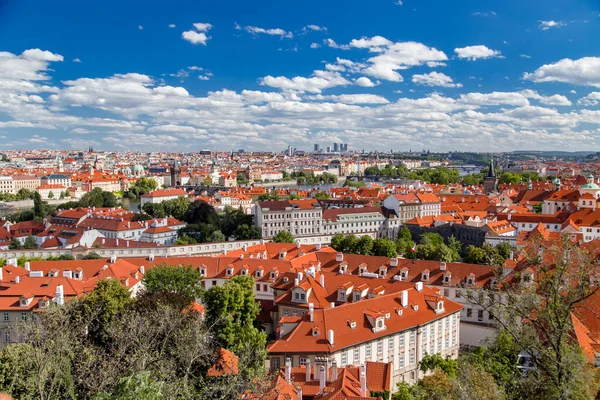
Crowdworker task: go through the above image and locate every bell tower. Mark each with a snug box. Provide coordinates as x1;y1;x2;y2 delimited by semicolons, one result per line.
171;160;182;187
483;155;498;194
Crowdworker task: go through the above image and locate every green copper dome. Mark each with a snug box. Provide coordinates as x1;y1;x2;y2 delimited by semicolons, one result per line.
552;177;560;185
581;182;600;189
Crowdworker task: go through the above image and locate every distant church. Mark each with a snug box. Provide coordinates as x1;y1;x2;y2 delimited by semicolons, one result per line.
483;155;498;194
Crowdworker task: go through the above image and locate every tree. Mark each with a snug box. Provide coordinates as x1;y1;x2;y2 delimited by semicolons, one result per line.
23;236;38;249
533;203;543;214
271;230;295;244
496;241;512;260
175;235;197;245
356;235;374;256
8;237;23;250
464;245;486;264
184;201;218;225
372;238;397;257
314;191;329;200
78;279;134;345
232;224;261;240
419;354;458;378
203;276;266;375
236;173;249;185
33;191;45;218
131;213;153;222
339;234;359;254
94;372;164;400
83;252;102;259
208;230;226;242
47;191;54;199
330;233;345;251
141;264;203;304
468;236;600;399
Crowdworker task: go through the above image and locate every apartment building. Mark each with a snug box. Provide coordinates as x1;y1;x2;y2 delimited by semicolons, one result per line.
268;283;462;388
255;200;323;238
0;176;15;194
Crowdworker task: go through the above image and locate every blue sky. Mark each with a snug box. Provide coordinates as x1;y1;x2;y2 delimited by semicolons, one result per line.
0;0;599;152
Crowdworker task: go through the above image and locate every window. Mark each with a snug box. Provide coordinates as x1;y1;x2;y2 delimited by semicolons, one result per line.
388;336;394;351
409;349;415;365
399;334;405;347
399;354;405;367
283;308;289;316
354;347;360;363
443;289;449;297
299;358;307;366
295;293;300;300
300;293;306;301
410;330;415;343
478;310;484;321
2;313;8;322
21;312;27;321
455;290;461;298
271;357;280;371
341;351;348;366
466;308;473;318
366;343;372;359
377;340;383;355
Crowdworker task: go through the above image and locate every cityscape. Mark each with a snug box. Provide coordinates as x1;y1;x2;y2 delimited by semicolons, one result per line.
1;1;600;399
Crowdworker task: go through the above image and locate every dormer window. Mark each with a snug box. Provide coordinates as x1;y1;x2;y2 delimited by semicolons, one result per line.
400;268;409;280
353;292;361;302
338;290;347;302
348;320;356;329
38;299;48;309
270;271;278;280
312;327;320;336
379;266;387;277
226;267;234;276
421;269;430;281
467;274;475;286
241;268;248;276
385;312;390;319
411;304;419;311
199;267;206;276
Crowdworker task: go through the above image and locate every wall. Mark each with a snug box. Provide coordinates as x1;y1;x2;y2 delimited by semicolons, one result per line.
0;235;335;260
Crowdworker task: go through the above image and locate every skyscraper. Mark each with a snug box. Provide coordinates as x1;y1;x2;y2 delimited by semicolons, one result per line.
333;143;339;152
287;145;294;157
314;143;319;152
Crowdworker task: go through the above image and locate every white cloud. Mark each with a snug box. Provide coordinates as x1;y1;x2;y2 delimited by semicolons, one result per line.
73;58;82;63
182;30;209;45
539;20;566;30
355;77;379;87
260;70;350;93
71;128;92;134
472;11;497;17
412;72;462;87
310;43;320;49
454;45;501;60
395;0;403;6
350;38;448;82
426;61;446;67
578;92;600;106
182;22;213;45
459;92;530;106
198;72;213;81
245;26;293;38
524;57;600;87
306;94;389;104
303;25;326;32
138;25;144;30
520;89;572;106
193;22;213;32
324;38;350;50
0;49;63;82
168;24;176;28
520;54;531;59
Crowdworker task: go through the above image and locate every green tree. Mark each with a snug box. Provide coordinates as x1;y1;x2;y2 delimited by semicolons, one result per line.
232;224;261;240
271;230;295;244
236;173;249;185
419;354;458;378
83;252;102;259
23;236;38;249
330;233;345;251
496;241;512;260
339;234;359;254
33;191;46;218
174;235;197;245
183;200;218;225
8;237;23;250
447;235;462;261
356;235;374;256
398;225;412;242
208;230;226;242
203;276;266;375
78;279;133;345
94;372;164;400
47;191;54;199
372;238;397;257
533;203;543;214
314;191;329;200
464;245;486;264
141;264;203;304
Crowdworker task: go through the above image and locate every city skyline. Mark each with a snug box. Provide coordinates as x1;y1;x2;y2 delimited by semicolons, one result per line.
1;0;600;152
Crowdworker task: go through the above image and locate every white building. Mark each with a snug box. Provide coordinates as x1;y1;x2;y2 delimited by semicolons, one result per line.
254;200;323;238
0;177;15;194
140;188;188;207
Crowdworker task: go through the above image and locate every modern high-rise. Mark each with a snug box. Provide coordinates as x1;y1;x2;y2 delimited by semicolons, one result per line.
333;143;339;152
326;146;331;153
314;143;319;152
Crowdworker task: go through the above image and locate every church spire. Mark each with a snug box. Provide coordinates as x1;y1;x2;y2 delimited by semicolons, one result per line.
488;155;496;177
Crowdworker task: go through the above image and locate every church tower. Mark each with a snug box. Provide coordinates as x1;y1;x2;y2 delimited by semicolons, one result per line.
170;160;182;187
483;155;498;194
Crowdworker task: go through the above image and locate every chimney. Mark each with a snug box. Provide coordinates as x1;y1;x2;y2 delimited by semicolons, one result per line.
305;360;311;382
309;303;314;322
330;302;335;308
0;267;3;281
415;282;423;292
401;290;408;307
320;274;325;287
327;329;334;346
331;360;338;381
243;244;248;252
296;385;302;400
336;252;343;262
319;366;326;394
510;250;514;260
390;257;398;267
24;262;31;271
294;278;299;287
297;272;304;281
360;367;367;397
15;275;20;284
297;242;301;249
55;284;64;305
285;358;292;383
316;243;321;250
140;265;145;274
440;262;446;271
